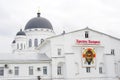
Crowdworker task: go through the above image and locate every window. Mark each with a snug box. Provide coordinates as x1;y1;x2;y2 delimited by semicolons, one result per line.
115;63;118;74
29;39;32;47
34;39;38;47
57;66;62;75
14;67;19;75
29;66;33;75
86;67;90;73
24;44;25;49
58;49;61;55
111;49;115;55
85;31;89;38
57;63;64;75
99;67;102;74
21;43;23;50
17;43;19;49
0;67;4;76
43;66;47;75
75;63;79;74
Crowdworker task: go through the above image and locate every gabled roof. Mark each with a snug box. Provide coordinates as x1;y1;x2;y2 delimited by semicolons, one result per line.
37;27;120;50
47;27;120;41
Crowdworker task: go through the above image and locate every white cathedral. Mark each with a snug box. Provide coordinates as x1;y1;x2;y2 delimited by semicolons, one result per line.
0;12;120;80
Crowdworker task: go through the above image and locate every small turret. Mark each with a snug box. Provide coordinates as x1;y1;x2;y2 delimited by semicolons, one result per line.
12;29;27;53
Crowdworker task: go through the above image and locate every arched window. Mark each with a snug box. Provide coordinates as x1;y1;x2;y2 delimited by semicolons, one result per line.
34;39;38;47
24;44;25;49
17;43;19;49
85;31;89;38
57;62;64;75
29;39;32;47
57;66;62;75
99;63;104;74
21;43;23;50
99;67;102;74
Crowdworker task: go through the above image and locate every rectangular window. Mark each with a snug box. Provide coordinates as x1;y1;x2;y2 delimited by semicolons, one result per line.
86;67;90;73
85;31;89;38
111;49;115;55
57;66;62;75
14;67;19;75
58;49;61;55
29;66;33;75
43;66;47;75
99;67;102;74
0;67;4;76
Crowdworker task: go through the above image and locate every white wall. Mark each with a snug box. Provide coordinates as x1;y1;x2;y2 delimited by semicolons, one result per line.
46;28;120;79
0;62;51;79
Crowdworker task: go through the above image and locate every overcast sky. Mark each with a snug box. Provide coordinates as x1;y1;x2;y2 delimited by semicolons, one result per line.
0;0;120;53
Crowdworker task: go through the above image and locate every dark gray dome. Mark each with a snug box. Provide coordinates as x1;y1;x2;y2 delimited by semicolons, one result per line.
16;29;26;36
24;13;53;30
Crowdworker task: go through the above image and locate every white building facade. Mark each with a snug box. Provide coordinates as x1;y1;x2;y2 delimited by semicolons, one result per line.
0;12;120;80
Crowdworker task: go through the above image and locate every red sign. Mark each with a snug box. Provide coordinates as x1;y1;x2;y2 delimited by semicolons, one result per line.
76;39;100;45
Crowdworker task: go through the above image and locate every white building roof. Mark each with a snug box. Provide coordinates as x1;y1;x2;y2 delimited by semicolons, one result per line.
0;53;51;62
47;27;120;41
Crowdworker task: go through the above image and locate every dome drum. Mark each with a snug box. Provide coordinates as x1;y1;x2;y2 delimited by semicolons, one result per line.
25;28;54;33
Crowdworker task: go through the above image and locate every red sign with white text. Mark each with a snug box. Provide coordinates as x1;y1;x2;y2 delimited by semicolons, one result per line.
76;39;100;45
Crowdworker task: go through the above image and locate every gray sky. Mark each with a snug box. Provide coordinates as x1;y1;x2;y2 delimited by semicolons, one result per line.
0;0;120;53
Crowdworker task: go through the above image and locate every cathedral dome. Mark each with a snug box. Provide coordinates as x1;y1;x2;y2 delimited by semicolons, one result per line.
24;12;53;30
16;29;26;36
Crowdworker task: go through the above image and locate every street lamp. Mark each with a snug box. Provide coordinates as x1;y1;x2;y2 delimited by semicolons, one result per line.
37;76;41;80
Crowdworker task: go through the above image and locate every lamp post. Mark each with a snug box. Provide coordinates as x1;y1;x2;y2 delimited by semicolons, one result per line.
37;76;41;80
